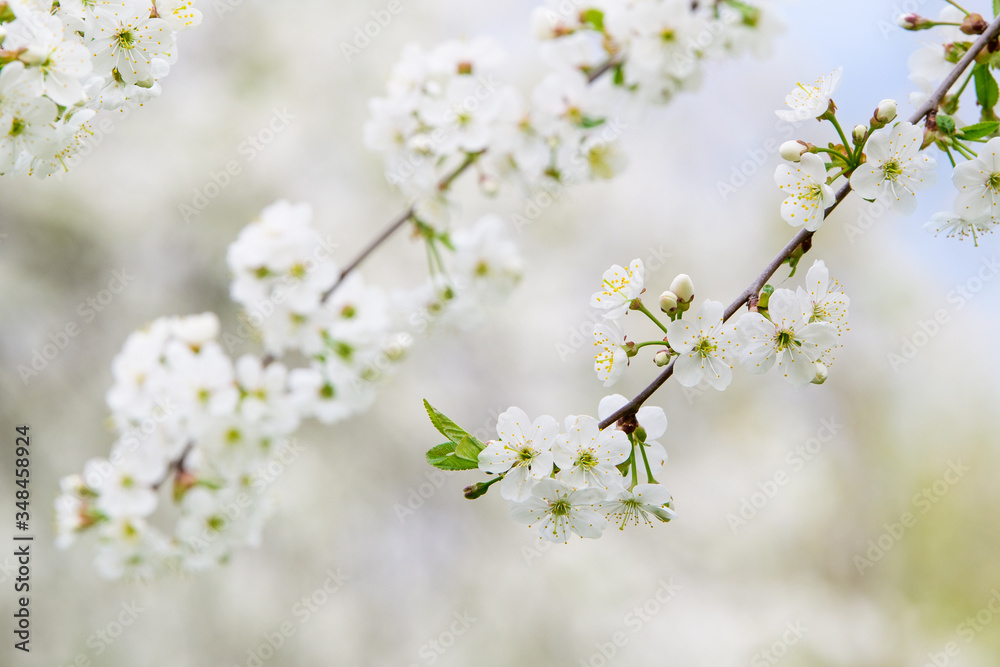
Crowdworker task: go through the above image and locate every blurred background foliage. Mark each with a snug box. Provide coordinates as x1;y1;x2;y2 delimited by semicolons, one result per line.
2;0;1000;665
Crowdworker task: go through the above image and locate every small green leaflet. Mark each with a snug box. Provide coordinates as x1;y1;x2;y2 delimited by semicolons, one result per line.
959;121;1000;140
974;64;999;118
995;0;1000;18
424;400;487;471
425;442;479;471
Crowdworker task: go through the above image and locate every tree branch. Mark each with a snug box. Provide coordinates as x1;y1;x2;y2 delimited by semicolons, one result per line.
318;57;620;303
597;15;1000;430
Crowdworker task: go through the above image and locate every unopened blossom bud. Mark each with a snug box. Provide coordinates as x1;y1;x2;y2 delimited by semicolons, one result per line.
872;99;897;127
479;174;500;196
779;140;808;163
897;13;933;30
659;290;678;314
653;350;670;366
670;274;695;304
19;46;46;65
961;13;988;35
852;124;868;144
811;361;828;385
464;482;491;499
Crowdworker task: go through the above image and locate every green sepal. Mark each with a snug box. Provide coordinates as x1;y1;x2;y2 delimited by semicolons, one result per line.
936;113;957;135
581;8;604;31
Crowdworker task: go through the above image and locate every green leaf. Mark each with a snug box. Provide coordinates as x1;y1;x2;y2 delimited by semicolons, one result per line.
426;442;479;471
580;116;606;129
937;113;957;135
454;435;485;463
423;400;488;468
959;121;1000;140
581;8;604;31
974;64;999;117
612;63;625;87
995;0;1000;18
424;399;471;446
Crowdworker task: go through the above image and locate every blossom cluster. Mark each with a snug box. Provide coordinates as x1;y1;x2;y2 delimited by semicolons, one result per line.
477;398;675;542
590;256;849;390
55;200;526;578
0;0;201;177
364;0;778;225
900;3;1000;242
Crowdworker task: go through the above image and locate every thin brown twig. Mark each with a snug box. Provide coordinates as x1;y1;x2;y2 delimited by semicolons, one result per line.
318;57;621;303
597;15;1000;430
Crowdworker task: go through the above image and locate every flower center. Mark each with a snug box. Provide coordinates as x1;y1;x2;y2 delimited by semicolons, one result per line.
515;447;535;464
883;159;903;181
775;329;799;351
810;303;827;323
695;337;716;358
9;117;25;137
801;183;824;201
988;173;1000;192
550;498;571;516
116;29;137;50
574;449;598;470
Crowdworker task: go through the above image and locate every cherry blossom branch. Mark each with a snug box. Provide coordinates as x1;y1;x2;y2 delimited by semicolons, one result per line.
597;16;1000;430
319;57;620;303
319;150;482;303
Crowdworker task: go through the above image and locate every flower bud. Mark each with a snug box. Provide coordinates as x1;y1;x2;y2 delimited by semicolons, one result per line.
19;46;46;66
653;350;670;367
872;99;897;126
669;274;695;304
811;361;828;385
479;173;500;196
464;482;491;499
961;12;988;35
658;290;678;314
897;13;933;30
852;124;867;144
779;140;808;163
